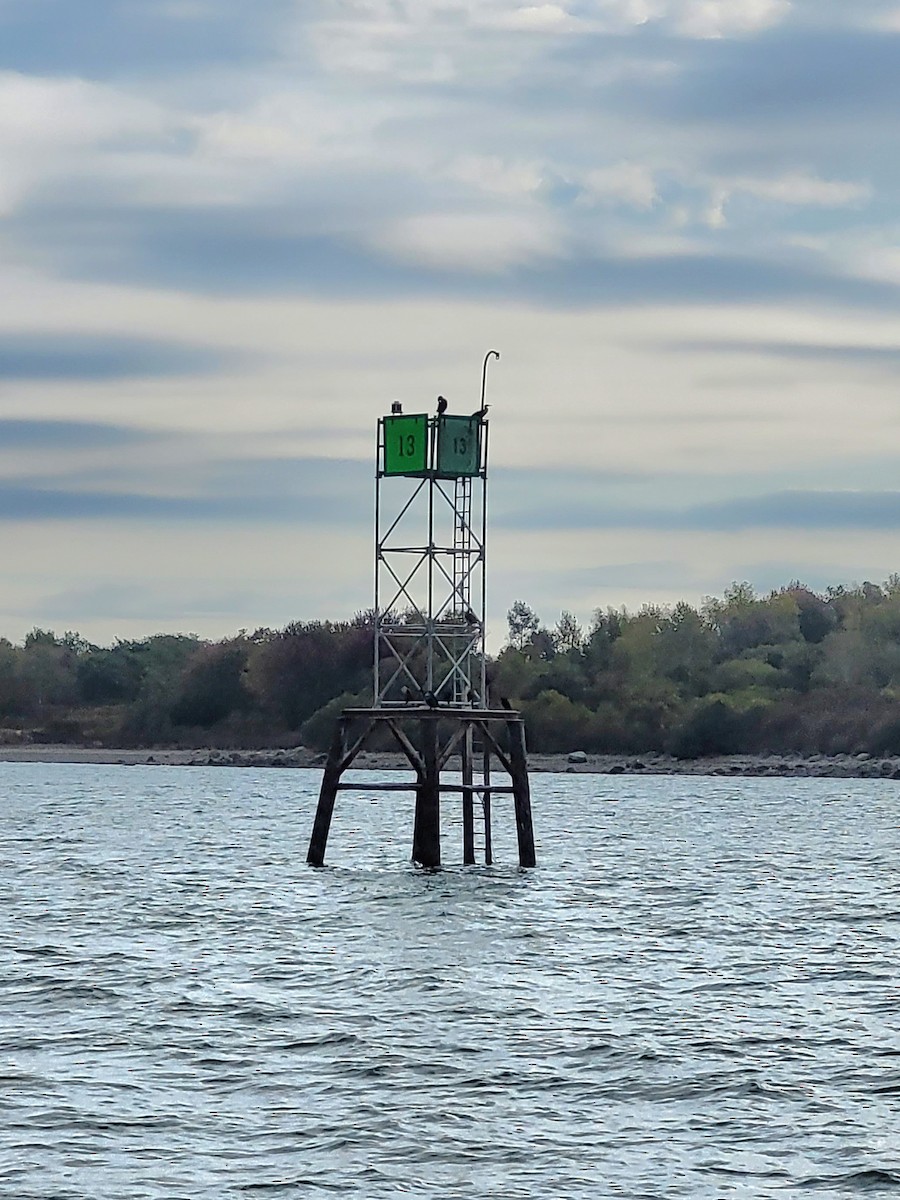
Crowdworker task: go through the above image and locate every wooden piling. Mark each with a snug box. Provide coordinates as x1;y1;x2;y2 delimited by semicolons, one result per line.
305;706;533;868
412;716;441;867
482;736;493;865
461;724;475;865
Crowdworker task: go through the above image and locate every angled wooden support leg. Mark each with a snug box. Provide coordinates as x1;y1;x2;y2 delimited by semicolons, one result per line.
412;717;441;867
508;717;536;868
307;719;347;866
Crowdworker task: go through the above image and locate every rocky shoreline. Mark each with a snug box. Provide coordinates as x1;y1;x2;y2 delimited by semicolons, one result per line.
0;744;899;779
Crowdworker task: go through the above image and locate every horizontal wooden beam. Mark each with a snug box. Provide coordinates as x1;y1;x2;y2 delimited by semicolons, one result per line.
335;781;515;795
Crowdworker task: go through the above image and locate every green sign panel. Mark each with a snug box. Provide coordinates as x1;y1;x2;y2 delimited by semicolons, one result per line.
383;414;428;476
436;415;480;477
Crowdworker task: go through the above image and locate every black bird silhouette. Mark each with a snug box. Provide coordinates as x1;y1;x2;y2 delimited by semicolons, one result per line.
464;608;480;625
391;400;403;414
437;395;448;415
466;688;478;705
423;690;439;708
472;405;489;421
400;685;414;703
500;696;513;711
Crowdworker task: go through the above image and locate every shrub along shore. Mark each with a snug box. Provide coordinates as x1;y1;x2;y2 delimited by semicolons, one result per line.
5;577;900;763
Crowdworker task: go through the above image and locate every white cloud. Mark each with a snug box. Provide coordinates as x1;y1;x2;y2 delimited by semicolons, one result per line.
702;171;869;227
479;4;576;31
374;210;565;272
734;171;870;207
0;71;168;214
1;0;899;639
445;155;544;198
580;162;659;210
675;0;791;37
863;6;900;31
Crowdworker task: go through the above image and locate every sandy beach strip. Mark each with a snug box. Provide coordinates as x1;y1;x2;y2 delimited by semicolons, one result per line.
1;744;899;778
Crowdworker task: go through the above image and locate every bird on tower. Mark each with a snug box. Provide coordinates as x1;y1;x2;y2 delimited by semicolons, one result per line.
472;404;489;421
437;395;448;415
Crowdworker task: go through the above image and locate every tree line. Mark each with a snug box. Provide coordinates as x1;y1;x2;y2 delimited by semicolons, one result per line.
6;578;900;758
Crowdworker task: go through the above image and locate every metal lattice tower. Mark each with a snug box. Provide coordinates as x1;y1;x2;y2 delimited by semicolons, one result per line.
306;350;536;871
374;402;488;709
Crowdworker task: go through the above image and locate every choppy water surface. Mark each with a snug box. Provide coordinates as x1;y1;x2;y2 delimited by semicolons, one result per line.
2;765;899;1198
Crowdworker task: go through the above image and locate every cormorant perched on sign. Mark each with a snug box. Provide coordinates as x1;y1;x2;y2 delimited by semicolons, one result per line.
472;405;489;421
437;395;448;415
423;690;439;708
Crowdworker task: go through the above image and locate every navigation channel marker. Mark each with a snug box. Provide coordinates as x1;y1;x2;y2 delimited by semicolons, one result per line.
383;414;428;476
436;415;480;477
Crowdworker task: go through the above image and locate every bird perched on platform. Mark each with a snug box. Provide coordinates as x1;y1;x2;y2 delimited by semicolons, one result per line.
500;696;513;711
466;688;478;705
400;685;414;703
464;608;480;626
436;395;448;415
423;690;439;708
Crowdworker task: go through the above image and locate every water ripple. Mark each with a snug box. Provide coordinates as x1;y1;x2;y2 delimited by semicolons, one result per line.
1;765;899;1197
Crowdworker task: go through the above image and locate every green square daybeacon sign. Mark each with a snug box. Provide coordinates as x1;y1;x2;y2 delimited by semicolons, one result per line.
436;415;480;477
383;414;429;476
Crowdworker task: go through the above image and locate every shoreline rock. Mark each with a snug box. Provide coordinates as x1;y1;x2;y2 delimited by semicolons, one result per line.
0;744;899;779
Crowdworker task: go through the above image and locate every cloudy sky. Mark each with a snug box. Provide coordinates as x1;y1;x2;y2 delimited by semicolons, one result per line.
2;0;900;646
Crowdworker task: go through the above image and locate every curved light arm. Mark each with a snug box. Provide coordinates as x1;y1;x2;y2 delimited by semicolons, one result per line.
481;349;500;409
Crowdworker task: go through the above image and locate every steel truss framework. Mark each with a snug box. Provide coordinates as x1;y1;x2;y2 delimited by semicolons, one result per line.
374;415;488;709
306;358;535;870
